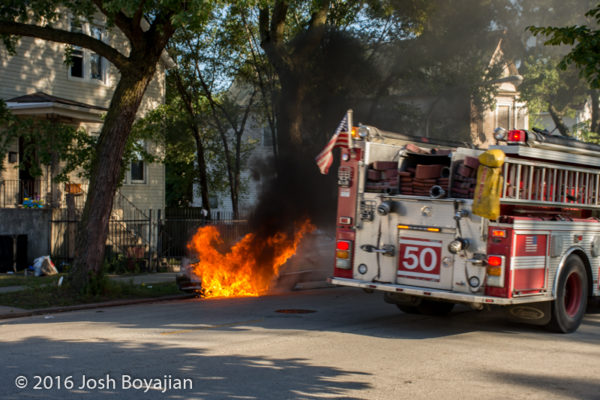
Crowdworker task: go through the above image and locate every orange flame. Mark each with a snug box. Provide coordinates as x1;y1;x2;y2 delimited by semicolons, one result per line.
187;219;315;298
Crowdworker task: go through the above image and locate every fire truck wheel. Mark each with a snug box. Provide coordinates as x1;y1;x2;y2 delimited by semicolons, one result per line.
548;255;589;333
416;300;455;316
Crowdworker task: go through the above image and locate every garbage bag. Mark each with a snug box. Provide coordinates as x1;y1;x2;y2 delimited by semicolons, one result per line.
32;256;58;276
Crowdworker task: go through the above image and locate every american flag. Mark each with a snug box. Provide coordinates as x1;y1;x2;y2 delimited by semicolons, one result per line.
315;114;351;175
525;236;538;252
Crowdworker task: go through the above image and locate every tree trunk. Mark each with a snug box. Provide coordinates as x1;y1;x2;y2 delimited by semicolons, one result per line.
192;129;211;217
548;103;569;136
276;74;306;152
590;90;600;135
70;69;155;292
171;69;211;216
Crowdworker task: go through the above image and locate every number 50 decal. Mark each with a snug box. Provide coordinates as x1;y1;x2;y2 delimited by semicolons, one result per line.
398;238;442;280
402;246;438;271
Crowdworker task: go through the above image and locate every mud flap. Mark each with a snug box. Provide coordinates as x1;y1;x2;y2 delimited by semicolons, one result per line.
505;301;552;326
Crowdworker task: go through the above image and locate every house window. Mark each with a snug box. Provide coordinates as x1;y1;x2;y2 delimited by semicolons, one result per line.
516;106;528;130
130;159;145;182
497;105;511;130
69;20;84;78
89;25;105;81
68;19;107;83
262;127;273;147
130;141;146;183
70;48;84;78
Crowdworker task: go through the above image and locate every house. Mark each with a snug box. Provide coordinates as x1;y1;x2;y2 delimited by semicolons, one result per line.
0;12;167;269
469;39;528;147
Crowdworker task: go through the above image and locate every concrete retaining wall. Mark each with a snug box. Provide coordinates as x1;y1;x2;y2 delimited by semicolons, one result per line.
0;208;51;265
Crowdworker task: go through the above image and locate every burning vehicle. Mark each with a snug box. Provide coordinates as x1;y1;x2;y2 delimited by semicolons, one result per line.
177;220;315;298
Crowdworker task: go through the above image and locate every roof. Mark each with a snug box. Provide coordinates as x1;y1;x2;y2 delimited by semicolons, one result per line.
5;92;107;123
7;92;108;111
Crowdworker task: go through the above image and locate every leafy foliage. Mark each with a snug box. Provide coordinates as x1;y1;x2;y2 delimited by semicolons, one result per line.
529;4;600;88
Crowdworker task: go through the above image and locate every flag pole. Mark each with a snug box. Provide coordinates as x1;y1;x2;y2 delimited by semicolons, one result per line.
347;109;353;148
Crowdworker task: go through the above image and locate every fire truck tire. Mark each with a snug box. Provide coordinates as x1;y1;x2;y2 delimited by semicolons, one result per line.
547;255;589;333
417;300;455;315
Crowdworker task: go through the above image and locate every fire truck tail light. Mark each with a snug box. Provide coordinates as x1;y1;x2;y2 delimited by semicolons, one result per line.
487;256;503;267
486;255;505;288
336;241;350;251
336;250;349;259
507;130;527;144
335;240;353;270
491;229;506;238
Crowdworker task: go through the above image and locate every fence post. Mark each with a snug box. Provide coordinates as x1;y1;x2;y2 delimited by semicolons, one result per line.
157;208;162;259
148;209;153;271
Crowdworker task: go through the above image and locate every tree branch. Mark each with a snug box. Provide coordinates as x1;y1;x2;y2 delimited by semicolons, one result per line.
548;103;570;136
0;21;129;70
271;0;289;44
91;0;141;44
142;9;175;56
131;0;148;35
259;2;291;72
258;6;270;44
293;0;330;61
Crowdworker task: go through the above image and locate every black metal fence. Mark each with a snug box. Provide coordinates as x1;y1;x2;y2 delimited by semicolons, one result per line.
0;180;34;207
50;208;155;266
158;208;249;259
50;207;249;266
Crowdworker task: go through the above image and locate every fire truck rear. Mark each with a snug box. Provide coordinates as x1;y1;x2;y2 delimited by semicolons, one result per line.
329;123;600;333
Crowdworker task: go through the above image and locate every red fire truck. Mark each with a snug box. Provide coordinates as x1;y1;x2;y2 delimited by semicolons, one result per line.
329;123;600;333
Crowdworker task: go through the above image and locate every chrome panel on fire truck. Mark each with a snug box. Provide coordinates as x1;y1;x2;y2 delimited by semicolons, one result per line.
491;145;600;168
328;277;554;305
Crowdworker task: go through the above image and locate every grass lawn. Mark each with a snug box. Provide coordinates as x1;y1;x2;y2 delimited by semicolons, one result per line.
0;280;183;310
0;272;65;288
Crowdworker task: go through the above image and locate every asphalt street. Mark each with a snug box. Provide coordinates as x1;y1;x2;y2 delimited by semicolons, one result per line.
1;287;599;399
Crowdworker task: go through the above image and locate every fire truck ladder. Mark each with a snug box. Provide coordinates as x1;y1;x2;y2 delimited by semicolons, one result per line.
501;156;600;209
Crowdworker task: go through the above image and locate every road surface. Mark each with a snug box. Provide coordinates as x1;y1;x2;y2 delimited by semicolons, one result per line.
1;287;599;399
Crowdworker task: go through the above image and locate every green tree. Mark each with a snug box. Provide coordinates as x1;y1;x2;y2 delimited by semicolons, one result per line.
131;100;229;209
519;57;589;136
529;3;600;89
168;7;260;219
0;1;213;291
507;0;596;136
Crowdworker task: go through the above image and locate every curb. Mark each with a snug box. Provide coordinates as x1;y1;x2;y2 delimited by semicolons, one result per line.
0;294;195;321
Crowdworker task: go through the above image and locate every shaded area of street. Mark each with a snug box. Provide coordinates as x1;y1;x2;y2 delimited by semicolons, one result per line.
0;288;599;399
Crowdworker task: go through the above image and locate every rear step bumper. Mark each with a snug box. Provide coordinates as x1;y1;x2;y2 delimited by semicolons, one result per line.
328;277;552;305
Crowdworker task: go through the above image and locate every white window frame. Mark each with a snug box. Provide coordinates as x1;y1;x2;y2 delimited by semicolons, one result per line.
68;18;108;84
495;102;513;130
515;102;529;130
128;140;147;184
